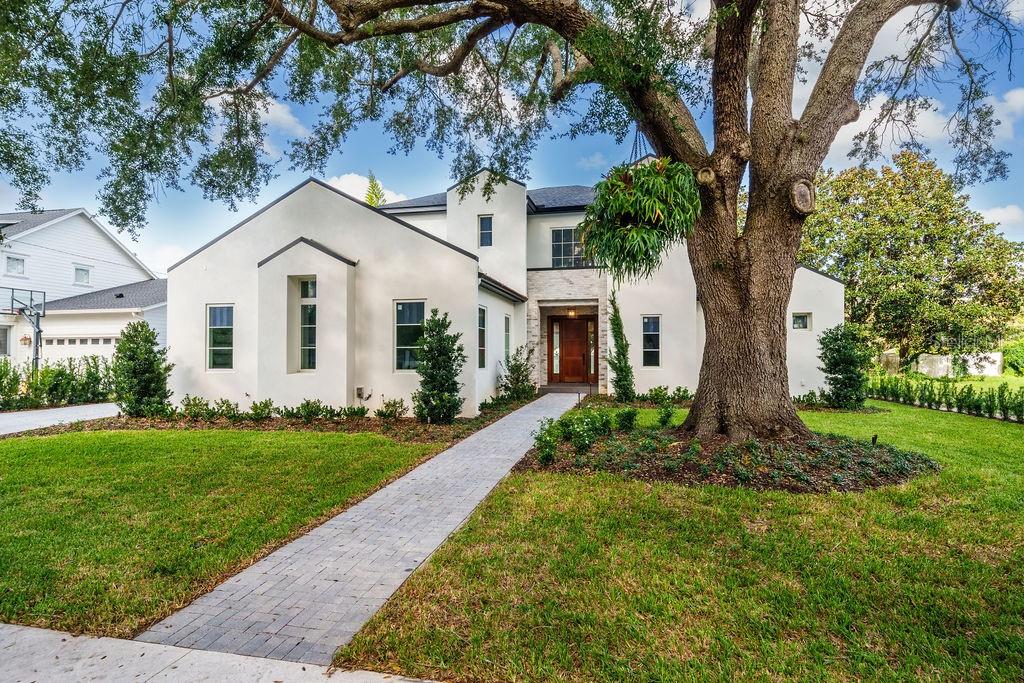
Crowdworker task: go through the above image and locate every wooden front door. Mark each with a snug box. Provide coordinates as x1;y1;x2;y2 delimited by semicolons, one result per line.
548;316;597;384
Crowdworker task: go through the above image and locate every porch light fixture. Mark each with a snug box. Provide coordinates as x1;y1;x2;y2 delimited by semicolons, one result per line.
567;307;577;318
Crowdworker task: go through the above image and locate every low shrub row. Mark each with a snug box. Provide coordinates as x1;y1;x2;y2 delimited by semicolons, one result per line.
635;385;693;404
534;405;642;465
0;356;112;410
169;395;393;422
868;375;1024;422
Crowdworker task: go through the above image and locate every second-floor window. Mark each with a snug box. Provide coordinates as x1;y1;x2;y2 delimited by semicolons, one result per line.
5;256;25;276
479;215;493;247
551;228;588;268
74;266;91;285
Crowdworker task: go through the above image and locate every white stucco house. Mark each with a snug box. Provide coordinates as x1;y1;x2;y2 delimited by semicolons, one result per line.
166;171;844;414
0;208;166;366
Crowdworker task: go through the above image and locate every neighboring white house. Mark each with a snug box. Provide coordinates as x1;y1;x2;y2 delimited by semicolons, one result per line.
166;172;844;414
0;208;165;365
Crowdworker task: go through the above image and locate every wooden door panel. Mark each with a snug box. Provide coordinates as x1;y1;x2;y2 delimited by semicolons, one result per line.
560;319;587;382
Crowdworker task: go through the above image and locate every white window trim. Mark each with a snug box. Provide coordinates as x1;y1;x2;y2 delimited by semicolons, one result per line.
792;312;813;331
478;305;487;369
394;299;426;373
73;263;93;288
478;215;494;248
206;303;234;372
298;278;316;372
642;314;661;368
4;253;27;279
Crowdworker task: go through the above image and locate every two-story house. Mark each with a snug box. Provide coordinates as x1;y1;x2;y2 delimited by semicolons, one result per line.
0;208;165;366
166;172;843;414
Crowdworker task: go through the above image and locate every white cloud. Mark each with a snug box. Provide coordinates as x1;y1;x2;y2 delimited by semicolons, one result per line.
824;95;948;169
577;152;610;171
263;99;309;138
325;173;408;205
989;87;1024;140
981;204;1024;230
128;241;189;276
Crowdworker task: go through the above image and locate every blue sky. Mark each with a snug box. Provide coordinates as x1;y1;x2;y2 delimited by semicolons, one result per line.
2;9;1023;274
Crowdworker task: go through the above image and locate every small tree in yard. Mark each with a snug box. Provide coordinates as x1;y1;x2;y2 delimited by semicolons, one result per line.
607;292;635;403
819;324;875;410
112;321;173;417
497;345;537;401
412;309;467;424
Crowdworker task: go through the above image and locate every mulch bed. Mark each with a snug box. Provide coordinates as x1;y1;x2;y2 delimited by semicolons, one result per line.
2;399;536;446
516;427;940;494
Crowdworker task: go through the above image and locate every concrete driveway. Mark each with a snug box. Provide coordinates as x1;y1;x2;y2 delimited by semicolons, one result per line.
0;403;119;436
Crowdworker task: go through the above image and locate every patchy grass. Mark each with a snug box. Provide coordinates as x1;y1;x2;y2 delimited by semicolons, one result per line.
338;401;1024;681
0;430;440;636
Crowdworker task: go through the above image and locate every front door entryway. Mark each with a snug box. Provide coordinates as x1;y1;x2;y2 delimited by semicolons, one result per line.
547;315;597;384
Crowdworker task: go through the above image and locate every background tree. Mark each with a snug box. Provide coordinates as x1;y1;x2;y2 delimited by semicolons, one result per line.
2;0;1020;441
801;152;1024;364
411;308;467;424
365;171;386;207
111;321;173;417
607;291;635;402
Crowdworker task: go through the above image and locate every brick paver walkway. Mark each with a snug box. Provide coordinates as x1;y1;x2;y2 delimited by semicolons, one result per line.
137;393;577;666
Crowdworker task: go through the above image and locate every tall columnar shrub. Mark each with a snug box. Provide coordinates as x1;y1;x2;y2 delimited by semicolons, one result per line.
819;323;875;410
111;320;173;417
497;345;537;401
411;308;467;424
607;291;635;403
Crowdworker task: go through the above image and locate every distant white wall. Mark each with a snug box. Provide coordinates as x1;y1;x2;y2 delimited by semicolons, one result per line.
475;288;518;403
0;213;151;302
914;352;1004;378
387;210;448;241
785;267;845;395
168;180;481;414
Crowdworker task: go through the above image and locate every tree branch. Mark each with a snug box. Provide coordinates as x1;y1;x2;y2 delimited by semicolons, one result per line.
546;40;592;102
750;0;801;159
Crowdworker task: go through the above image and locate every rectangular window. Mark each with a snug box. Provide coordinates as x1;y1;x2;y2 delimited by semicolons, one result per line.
103;338;112;345
45;338;53;346
395;301;425;370
56;338;65;346
642;316;661;367
207;305;234;369
299;278;316;370
552;321;560;374
79;338;88;345
5;256;24;276
478;307;487;369
91;338;100;345
504;315;511;363
68;338;76;345
0;327;9;356
479;215;493;247
551;228;589;268
74;266;91;285
792;313;811;330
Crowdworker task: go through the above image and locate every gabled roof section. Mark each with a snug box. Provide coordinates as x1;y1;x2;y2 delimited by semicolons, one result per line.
797;264;845;286
258;237;357;268
47;278;166;312
0;209;79;240
168;177;478;272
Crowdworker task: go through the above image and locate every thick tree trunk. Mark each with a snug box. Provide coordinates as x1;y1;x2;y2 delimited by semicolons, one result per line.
680;183;814;442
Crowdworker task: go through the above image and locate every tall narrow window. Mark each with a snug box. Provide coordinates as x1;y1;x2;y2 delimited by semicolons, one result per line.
479;215;493;247
0;327;9;356
395;301;425;370
642;316;660;367
552;321;561;374
208;305;233;369
504;315;511;363
299;278;316;370
478;307;487;369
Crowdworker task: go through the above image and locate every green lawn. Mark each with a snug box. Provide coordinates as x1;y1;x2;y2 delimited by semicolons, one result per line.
951;374;1024;391
338;401;1024;681
0;430;440;636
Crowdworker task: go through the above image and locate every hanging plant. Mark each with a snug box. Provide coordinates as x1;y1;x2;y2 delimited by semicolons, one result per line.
579;157;701;282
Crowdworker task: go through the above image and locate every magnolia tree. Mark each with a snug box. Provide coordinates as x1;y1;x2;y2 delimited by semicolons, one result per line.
2;0;1020;441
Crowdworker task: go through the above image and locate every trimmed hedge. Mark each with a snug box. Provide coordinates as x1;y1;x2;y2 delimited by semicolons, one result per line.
868;374;1024;422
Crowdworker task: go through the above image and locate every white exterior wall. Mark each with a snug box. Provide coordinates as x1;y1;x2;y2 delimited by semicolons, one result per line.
0;213;151;302
168;181;481;414
615;244;700;394
447;173;528;293
142;305;167;347
526;212;582;269
786;267;845;395
386;210;448;241
475;289;518;403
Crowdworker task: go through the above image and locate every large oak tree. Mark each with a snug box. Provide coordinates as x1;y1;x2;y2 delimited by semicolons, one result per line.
1;0;1020;440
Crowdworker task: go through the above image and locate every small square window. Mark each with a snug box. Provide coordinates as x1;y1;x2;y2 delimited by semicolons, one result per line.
792;313;811;330
300;278;316;299
74;266;91;285
45;338;53;346
5;256;24;276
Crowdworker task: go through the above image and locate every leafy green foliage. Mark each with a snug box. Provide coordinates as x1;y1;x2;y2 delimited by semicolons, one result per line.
1003;340;1024;376
615;407;639;432
579;158;700;282
365;171;386;207
0;356;114;411
111;321;173;417
801;153;1024;362
497;345;536;402
248;398;276;421
868;375;1024;422
376;397;410;422
412;309;467;425
819;323;876;410
607;291;635;402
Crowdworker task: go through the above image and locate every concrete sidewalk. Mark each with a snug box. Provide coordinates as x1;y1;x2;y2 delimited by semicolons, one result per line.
0;623;429;682
139;394;577;665
0;402;118;435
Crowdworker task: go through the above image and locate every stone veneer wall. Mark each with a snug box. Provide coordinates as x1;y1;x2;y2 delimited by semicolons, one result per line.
526;268;609;392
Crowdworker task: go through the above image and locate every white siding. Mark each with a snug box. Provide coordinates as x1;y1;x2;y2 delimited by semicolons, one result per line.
142;305;168;347
0;213;151;303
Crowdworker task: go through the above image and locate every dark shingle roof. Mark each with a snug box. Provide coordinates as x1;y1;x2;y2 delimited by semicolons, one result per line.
47;279;166;311
0;209;80;240
382;185;596;213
